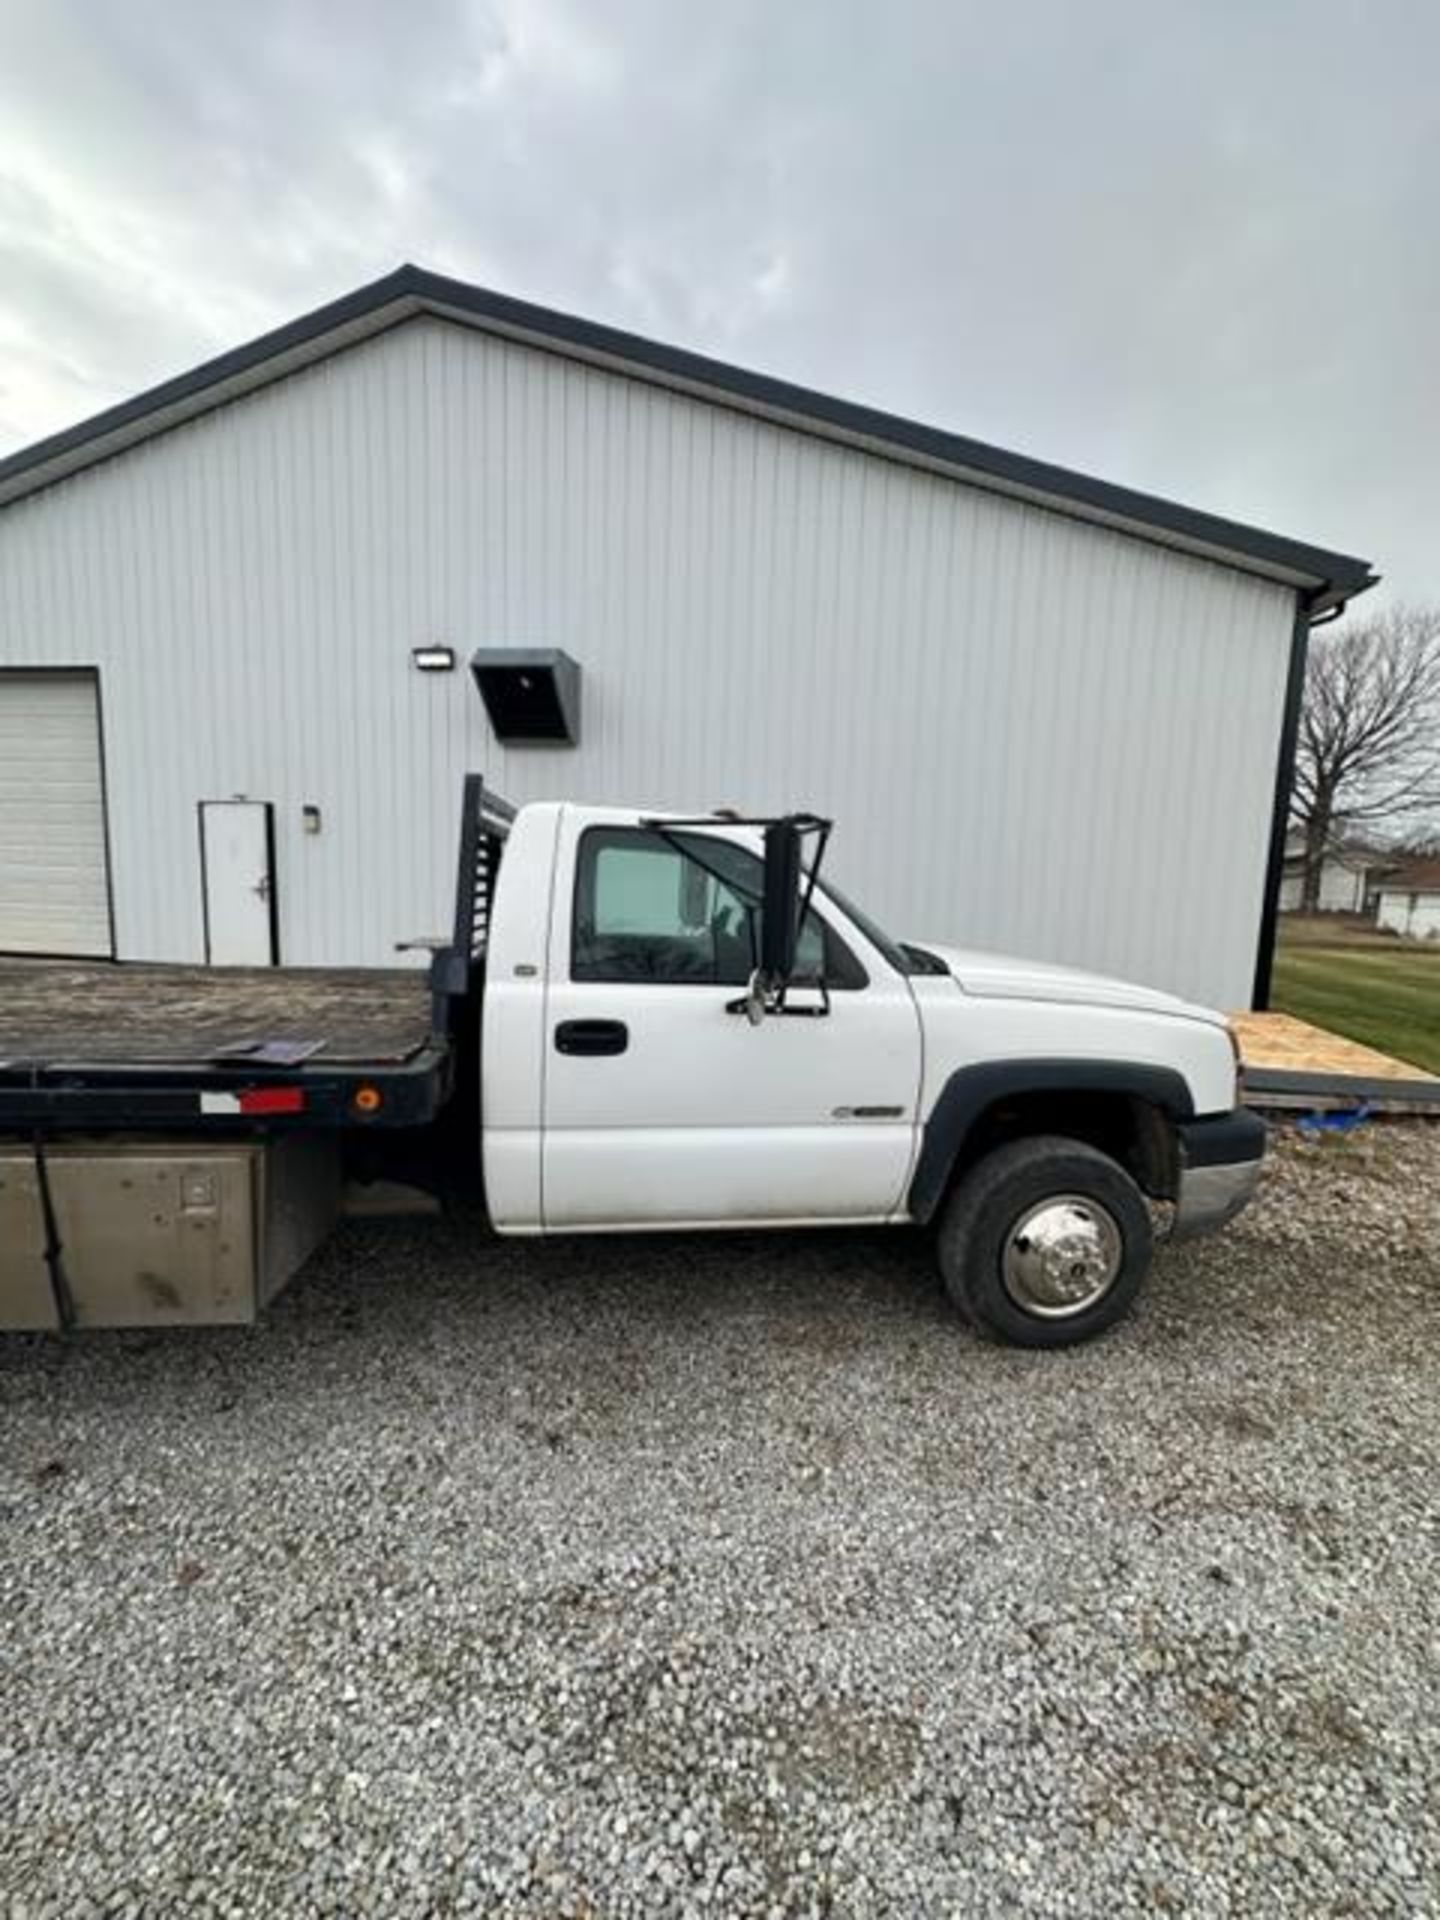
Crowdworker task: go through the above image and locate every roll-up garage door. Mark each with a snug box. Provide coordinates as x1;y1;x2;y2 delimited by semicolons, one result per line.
0;673;112;956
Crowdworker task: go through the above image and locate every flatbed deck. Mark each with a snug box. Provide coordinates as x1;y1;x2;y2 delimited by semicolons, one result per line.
0;775;505;1146
0;960;455;1132
0;959;434;1067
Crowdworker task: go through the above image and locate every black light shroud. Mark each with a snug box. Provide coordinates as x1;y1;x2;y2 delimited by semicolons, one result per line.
469;648;581;745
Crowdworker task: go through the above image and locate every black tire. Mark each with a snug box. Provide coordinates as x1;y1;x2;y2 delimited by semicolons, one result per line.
936;1135;1153;1348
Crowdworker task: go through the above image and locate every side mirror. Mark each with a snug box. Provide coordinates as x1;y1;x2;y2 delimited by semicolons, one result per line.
719;811;831;1025
760;820;802;984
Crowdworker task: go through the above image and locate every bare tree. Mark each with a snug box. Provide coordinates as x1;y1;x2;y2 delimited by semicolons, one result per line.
1290;604;1440;911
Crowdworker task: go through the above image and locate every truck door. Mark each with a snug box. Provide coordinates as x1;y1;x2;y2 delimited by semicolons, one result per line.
541;816;923;1229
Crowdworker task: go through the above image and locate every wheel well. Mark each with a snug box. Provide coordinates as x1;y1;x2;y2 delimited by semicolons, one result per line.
953;1091;1178;1202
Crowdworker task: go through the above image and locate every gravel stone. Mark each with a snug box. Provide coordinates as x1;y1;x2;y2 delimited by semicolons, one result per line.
2;1120;1439;1915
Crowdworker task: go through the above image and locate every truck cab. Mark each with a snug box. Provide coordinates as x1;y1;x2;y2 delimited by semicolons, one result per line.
477;800;1264;1346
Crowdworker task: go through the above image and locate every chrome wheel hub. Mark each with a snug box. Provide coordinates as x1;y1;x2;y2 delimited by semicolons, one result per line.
1002;1194;1123;1318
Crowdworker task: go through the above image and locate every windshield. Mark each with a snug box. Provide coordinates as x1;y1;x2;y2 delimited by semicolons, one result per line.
816;876;919;975
660;825;937;980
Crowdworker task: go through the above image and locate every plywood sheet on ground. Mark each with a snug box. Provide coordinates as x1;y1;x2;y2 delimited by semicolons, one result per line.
1231;1010;1428;1082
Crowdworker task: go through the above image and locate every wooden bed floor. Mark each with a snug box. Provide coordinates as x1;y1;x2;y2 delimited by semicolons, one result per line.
0;960;435;1067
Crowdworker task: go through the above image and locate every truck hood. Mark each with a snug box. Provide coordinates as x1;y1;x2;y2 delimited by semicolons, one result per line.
910;941;1229;1028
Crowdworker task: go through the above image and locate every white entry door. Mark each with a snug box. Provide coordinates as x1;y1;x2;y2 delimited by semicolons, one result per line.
200;802;276;965
541;816;924;1229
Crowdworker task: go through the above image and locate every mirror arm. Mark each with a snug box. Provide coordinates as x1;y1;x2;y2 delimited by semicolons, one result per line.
725;972;831;1021
795;821;832;938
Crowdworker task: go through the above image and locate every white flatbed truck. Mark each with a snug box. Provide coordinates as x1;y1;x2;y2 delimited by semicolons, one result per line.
0;778;1264;1345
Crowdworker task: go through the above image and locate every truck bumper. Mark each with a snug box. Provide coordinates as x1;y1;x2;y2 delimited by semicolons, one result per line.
1172;1108;1267;1241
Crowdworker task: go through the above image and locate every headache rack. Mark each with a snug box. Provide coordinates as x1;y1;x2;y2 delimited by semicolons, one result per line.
427;773;514;1038
0;776;515;1136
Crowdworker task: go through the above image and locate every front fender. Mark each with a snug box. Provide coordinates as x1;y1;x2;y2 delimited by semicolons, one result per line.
908;1058;1195;1223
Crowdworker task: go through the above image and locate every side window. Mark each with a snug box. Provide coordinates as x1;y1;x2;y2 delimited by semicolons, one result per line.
591;843;696;937
572;829;865;987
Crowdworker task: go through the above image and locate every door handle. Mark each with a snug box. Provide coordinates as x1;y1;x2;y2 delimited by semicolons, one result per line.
555;1018;629;1056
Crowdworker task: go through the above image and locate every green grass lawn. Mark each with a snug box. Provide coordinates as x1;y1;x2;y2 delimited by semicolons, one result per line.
1272;918;1440;1075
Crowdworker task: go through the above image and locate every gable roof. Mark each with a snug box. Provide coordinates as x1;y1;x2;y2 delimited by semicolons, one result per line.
0;262;1377;614
1378;856;1440;893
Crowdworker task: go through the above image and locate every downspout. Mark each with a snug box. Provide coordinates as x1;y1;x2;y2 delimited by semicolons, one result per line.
1251;590;1319;1010
1251;584;1363;1008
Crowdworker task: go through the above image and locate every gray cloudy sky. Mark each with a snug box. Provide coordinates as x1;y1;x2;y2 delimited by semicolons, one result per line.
1;0;1436;599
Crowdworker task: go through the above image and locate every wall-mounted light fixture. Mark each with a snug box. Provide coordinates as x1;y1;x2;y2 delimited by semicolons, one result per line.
412;645;456;673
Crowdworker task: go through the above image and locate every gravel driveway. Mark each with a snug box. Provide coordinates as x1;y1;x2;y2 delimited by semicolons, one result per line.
3;1124;1438;1917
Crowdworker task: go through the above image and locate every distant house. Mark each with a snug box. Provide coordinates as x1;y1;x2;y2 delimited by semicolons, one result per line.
1375;857;1440;940
1278;830;1391;914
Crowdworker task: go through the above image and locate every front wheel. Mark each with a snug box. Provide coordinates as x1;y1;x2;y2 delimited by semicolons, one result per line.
936;1135;1153;1347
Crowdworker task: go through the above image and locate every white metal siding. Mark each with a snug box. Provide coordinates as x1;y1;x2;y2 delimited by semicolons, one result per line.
0;672;111;955
1281;859;1372;916
0;317;1296;1005
1318;860;1365;914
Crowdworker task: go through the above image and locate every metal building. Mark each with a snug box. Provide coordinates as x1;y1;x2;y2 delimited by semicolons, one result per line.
0;265;1374;1007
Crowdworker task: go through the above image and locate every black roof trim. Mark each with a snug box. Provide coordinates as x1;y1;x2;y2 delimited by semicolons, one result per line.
0;262;1376;611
